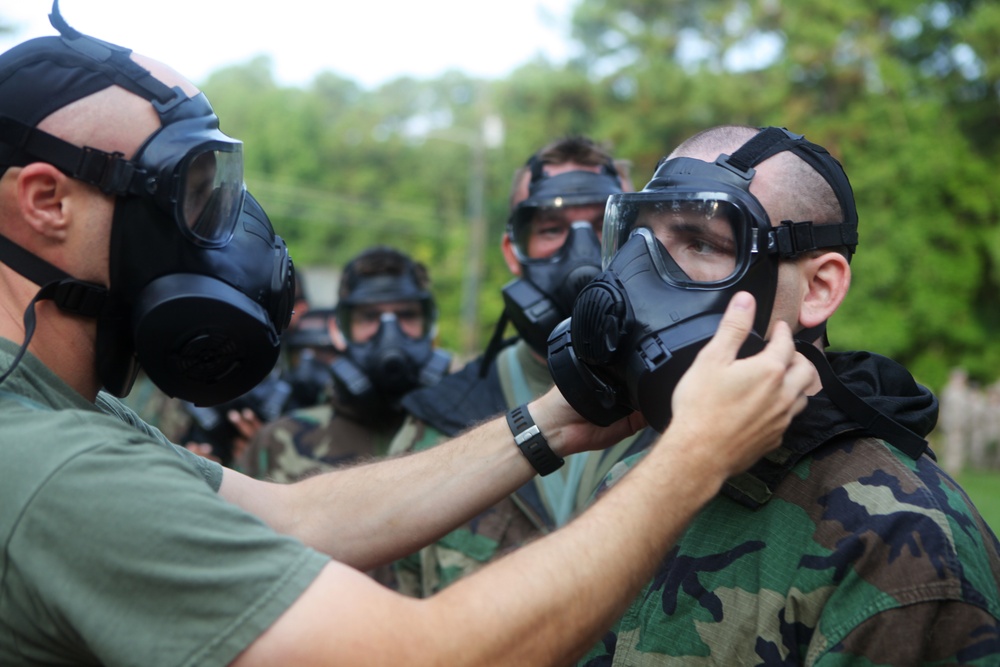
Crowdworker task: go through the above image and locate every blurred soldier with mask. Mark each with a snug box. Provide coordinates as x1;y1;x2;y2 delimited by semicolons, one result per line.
241;246;451;486
0;7;816;665
389;136;658;596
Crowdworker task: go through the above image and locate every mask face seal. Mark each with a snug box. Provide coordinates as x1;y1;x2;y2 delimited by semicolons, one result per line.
548;127;859;431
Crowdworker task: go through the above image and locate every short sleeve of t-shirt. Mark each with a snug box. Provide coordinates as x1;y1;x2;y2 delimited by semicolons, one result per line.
3;429;329;666
96;390;224;490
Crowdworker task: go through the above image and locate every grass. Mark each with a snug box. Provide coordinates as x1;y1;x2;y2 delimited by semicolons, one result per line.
956;469;1000;535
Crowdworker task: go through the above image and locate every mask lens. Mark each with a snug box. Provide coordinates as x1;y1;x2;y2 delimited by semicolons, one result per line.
511;205;604;262
637;199;740;284
343;301;431;343
181;147;244;245
604;193;749;285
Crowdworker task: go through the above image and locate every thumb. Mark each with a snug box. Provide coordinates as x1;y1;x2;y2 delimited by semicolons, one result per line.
700;291;756;361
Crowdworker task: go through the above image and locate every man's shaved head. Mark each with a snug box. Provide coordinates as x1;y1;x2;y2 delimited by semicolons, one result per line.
669;125;843;226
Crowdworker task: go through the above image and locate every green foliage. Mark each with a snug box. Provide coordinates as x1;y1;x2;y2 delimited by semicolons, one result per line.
191;0;998;386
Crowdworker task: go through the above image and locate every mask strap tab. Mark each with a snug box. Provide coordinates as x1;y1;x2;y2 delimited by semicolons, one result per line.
0;233;108;316
49;0;179;108
795;340;930;461
769;220;859;258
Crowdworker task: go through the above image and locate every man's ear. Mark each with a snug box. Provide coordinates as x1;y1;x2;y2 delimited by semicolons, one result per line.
16;163;71;241
501;233;522;276
799;251;851;329
327;316;347;352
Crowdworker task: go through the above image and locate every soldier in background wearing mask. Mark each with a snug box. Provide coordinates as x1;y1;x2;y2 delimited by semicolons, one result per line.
389;136;658;596
241;246;450;485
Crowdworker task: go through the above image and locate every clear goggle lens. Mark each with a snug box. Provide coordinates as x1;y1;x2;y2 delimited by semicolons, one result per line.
509;202;606;261
604;195;747;285
179;147;245;245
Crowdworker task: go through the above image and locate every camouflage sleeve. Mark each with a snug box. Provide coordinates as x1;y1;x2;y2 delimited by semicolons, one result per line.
239;406;336;483
593;451;647;498
387;414;435;456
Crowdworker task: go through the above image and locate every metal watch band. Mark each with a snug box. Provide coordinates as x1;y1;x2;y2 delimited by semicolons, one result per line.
506;403;565;476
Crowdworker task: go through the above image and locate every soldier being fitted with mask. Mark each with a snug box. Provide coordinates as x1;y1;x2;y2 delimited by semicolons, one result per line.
559;125;1000;666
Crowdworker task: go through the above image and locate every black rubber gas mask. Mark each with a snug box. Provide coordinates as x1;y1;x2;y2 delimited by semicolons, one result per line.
330;274;450;423
500;164;624;356
548;127;859;431
0;8;294;405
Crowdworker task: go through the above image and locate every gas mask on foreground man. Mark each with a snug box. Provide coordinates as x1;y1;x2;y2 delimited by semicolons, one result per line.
0;5;294;406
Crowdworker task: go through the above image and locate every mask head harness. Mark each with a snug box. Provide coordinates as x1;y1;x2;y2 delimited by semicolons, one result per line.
482;149;624;372
0;1;295;405
330;250;450;423
548;127;861;432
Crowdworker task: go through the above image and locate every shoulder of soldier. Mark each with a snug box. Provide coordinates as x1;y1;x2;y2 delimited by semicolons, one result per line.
783;437;1000;604
400;354;506;436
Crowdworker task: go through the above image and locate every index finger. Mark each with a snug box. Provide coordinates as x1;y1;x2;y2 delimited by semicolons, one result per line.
698;291;757;362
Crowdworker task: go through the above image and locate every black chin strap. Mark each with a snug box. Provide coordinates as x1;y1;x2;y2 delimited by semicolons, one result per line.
479;310;511;379
794;340;930;461
0;232;108;386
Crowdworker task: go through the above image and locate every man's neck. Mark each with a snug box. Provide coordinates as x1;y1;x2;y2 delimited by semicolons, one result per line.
22;301;102;401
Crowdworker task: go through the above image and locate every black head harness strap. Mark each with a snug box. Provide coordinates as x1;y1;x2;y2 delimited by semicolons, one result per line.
0;234;108;387
526;151;621;188
793;342;929;460
723;127;859;261
726;128;927;461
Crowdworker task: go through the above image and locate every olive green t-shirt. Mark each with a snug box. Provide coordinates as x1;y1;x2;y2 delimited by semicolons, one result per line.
0;340;329;666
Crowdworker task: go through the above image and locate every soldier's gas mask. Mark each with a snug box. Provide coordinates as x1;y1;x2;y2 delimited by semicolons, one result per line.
548;127;859;431
330;270;450;423
499;157;624;356
0;6;293;405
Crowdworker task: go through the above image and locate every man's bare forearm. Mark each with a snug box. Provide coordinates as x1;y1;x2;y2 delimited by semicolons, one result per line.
222;411;567;568
425;429;728;665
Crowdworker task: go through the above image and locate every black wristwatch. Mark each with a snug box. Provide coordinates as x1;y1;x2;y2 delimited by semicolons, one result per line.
506;403;565;476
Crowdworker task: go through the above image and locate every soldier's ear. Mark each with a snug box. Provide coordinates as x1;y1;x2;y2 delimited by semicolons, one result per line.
501;233;522;276
799;251;850;330
17;163;73;242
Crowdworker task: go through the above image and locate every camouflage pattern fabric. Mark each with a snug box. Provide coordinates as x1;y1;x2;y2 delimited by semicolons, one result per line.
578;437;1000;666
118;371;192;444
240;403;402;484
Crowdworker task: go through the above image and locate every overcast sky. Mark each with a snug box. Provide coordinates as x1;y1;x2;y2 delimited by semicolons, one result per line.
1;0;579;88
